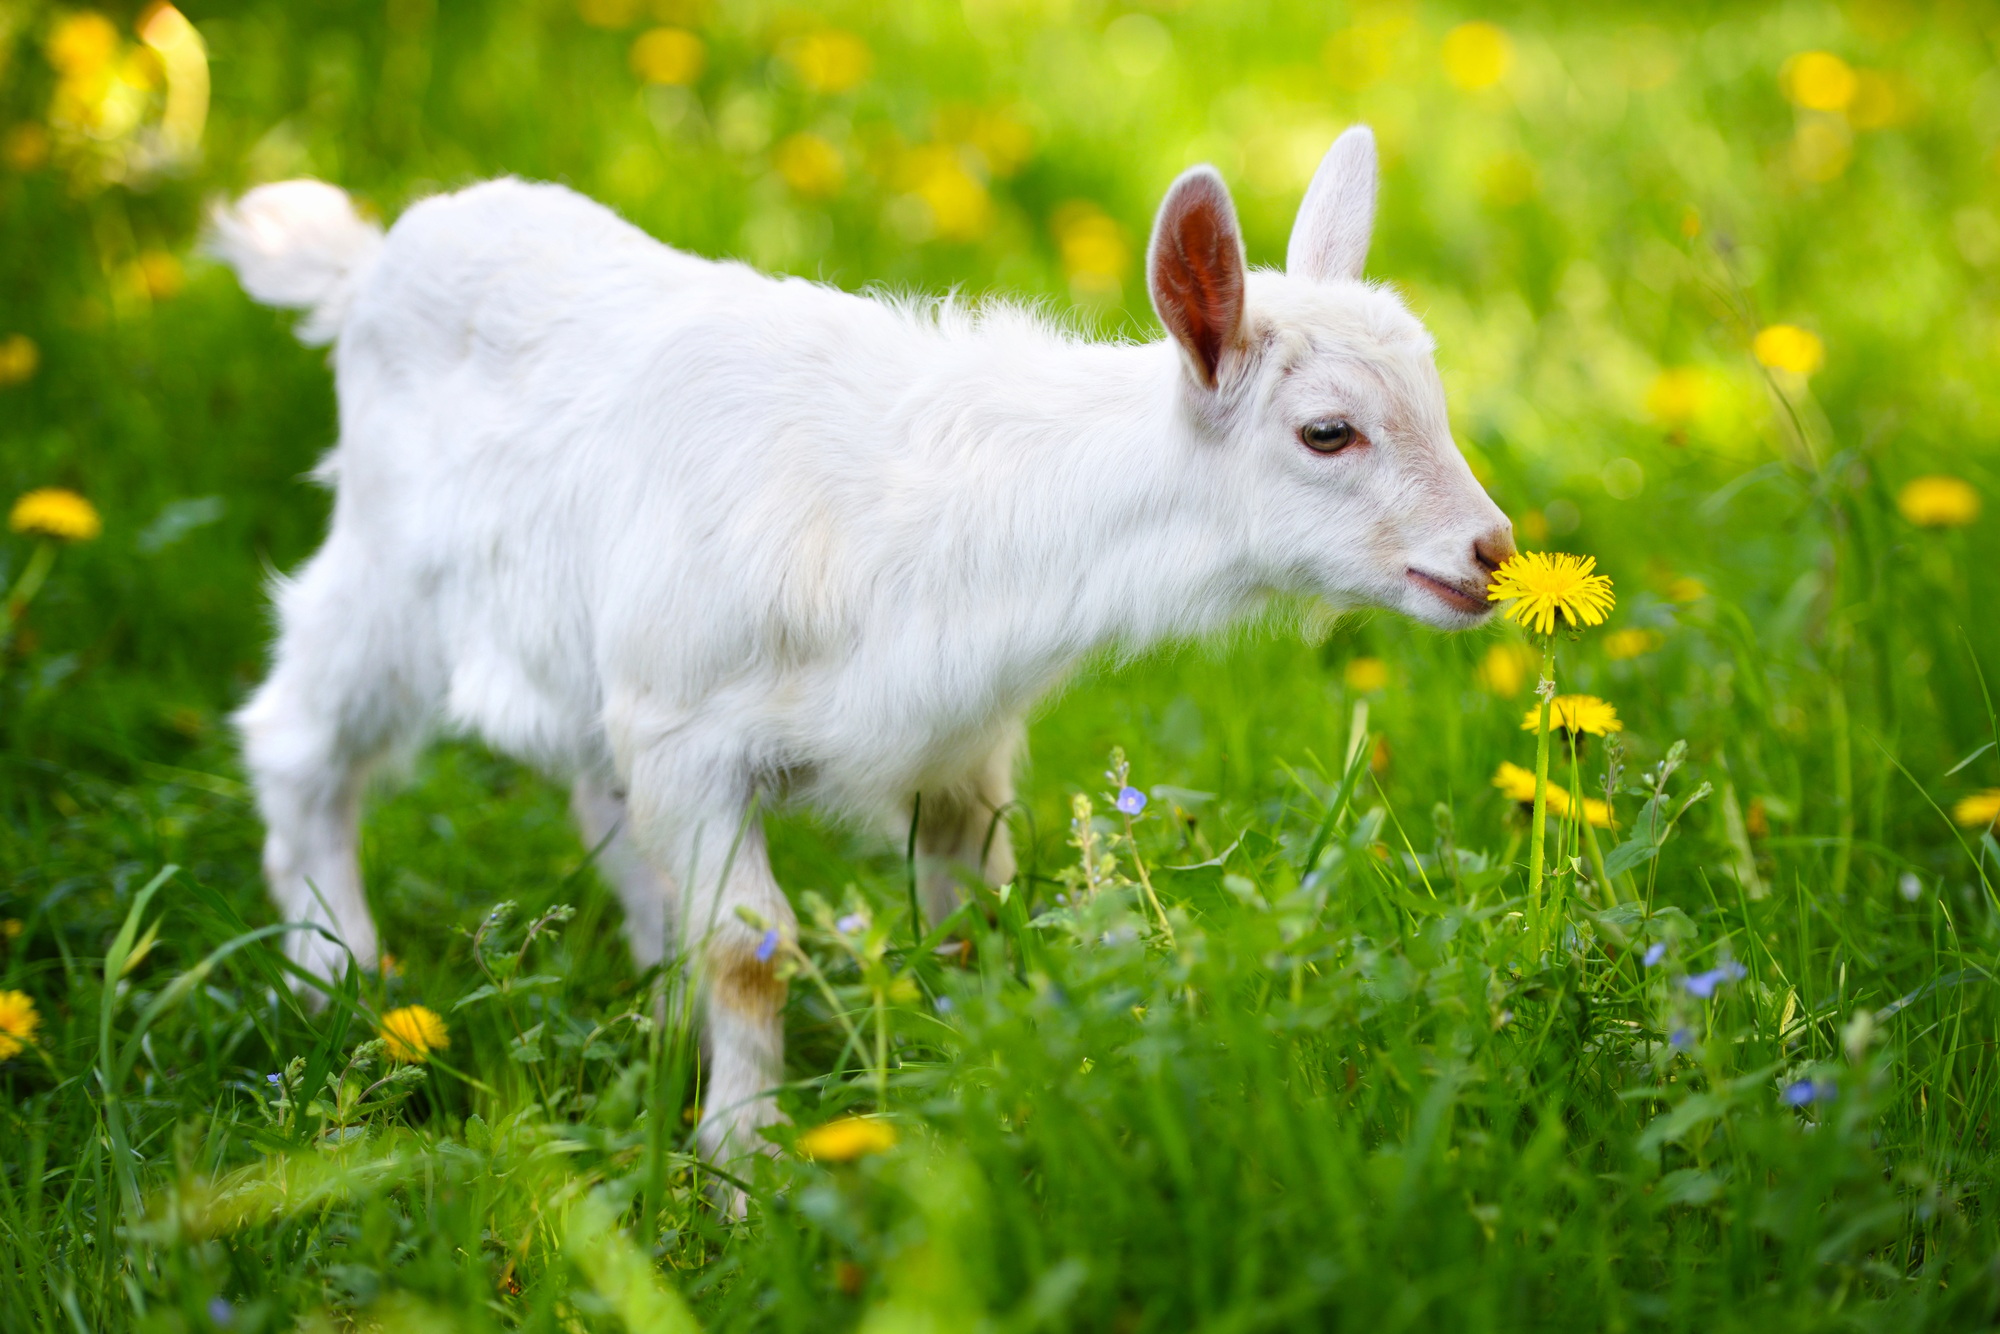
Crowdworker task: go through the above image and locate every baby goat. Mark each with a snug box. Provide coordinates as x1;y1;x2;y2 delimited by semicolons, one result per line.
214;126;1513;1165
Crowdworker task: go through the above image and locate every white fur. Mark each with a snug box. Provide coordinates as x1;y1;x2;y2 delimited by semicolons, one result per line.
212;130;1511;1166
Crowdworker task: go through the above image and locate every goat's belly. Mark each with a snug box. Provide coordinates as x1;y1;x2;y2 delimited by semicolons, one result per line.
443;643;598;773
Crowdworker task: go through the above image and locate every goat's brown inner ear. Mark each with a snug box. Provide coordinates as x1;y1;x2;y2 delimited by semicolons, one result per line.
1148;169;1246;390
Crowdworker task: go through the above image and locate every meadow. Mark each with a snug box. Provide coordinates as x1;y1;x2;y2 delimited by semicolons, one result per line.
3;0;2000;1329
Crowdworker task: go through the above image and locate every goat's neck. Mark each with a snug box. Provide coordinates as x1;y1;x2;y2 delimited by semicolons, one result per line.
922;337;1265;679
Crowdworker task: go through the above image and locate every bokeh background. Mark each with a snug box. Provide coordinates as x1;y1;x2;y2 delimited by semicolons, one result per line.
3;1;2000;1330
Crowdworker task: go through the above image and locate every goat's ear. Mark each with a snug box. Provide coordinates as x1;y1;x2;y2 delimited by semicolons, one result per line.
1147;166;1247;391
1286;125;1377;283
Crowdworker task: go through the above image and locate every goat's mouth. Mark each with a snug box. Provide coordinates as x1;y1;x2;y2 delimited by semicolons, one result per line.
1407;568;1492;617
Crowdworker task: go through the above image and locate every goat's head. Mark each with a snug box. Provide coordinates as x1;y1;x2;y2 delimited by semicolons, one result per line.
1148;125;1514;630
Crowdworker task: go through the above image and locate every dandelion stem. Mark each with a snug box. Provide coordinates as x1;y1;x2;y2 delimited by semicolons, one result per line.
1528;642;1556;950
1;540;58;650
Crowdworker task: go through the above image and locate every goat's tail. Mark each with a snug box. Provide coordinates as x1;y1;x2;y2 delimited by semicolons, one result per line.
208;180;384;346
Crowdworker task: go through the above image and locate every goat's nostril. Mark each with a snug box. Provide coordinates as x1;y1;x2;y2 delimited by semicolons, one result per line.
1473;528;1517;575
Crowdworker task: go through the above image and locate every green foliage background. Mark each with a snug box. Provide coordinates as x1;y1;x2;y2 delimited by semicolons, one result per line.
2;0;1999;1329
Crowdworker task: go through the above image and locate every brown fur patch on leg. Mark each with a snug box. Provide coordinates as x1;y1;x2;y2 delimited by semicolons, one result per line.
707;941;788;1016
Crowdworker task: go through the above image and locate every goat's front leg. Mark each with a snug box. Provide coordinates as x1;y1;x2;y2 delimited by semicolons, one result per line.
914;724;1023;926
621;761;796;1172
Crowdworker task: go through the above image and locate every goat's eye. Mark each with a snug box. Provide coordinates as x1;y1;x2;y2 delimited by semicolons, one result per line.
1300;418;1359;453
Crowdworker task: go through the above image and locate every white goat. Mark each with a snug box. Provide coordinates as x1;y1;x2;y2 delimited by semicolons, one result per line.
213;126;1513;1165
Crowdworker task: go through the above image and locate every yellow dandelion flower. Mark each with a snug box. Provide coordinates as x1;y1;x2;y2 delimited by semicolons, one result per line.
797;1115;897;1162
1344;657;1388;692
1442;21;1512;91
1493;761;1538;803
784;29;871;94
0;989;40;1061
1603;628;1663;660
1491;764;1612;828
1954;790;2000;831
1645;367;1708;425
10;488;101;541
1477;642;1538;698
1486;551;1616;638
1753;324;1824;376
1780;51;1856;112
629;27;704;85
1897;476;1980;529
379;1005;449;1063
774;132;845;197
1667;577;1707;604
0;333;38;386
1522;694;1622;736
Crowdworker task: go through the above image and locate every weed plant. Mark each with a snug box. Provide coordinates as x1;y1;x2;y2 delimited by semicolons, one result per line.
2;1;1998;1329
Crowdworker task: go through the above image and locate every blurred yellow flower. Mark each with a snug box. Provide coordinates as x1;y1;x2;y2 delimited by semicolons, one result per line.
1344;657;1388;692
1602;628;1663;660
1321;16;1410;87
1477;642;1538;698
1955;790;2000;831
1492;763;1613;827
0;989;40;1061
1780;51;1856;111
10;488;101;541
1442;21;1511;91
785;29;871;94
1847;69;1912;130
577;0;640;27
130;250;184;300
1487;551;1616;637
4;124;50;172
1493;760;1537;803
1897;476;1980;528
1523;694;1622;736
48;13;119;81
1645;367;1707;425
1753;324;1824;375
797;1115;897;1161
774;132;844;197
1052;201;1126;303
0;334;39;386
1667;576;1706;603
630;28;704;85
379;1005;449;1063
904;145;990;242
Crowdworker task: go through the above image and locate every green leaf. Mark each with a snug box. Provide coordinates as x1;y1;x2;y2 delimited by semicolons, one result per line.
1602;838;1660;879
452;984;499;1010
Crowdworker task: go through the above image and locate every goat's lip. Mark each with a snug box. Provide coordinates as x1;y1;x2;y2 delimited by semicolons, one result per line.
1407;568;1493;616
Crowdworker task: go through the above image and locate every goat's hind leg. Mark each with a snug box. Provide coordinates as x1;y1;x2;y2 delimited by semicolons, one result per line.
620;753;796;1173
236;542;431;987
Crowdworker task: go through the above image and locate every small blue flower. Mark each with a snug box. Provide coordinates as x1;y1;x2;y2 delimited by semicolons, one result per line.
1115;786;1147;816
934;995;955;1014
207;1296;235;1327
1669;1027;1694;1050
1681;960;1747;999
1642;942;1666;968
835;913;867;935
266;1072;282;1085
1781;1077;1836;1107
754;928;780;964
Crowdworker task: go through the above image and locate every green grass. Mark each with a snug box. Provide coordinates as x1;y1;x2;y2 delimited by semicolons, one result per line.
4;0;2000;1329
